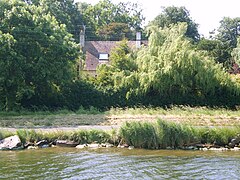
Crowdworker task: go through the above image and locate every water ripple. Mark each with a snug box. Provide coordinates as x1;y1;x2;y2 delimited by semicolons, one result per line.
0;148;240;179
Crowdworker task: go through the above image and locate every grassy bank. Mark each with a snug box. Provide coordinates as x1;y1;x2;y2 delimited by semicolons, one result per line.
107;106;240;116
120;120;240;149
0;128;118;146
0;106;240;128
0;107;104;127
1;119;239;150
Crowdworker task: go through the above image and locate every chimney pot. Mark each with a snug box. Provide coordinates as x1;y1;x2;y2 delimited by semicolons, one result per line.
80;30;85;48
136;32;141;48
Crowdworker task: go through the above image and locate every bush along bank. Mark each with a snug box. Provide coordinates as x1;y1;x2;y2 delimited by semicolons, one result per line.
0;120;240;151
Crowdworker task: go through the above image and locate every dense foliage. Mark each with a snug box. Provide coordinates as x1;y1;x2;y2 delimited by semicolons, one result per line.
94;24;240;107
0;0;79;110
217;17;240;49
133;24;239;104
196;38;231;66
21;0;83;41
1;0;240;111
77;0;145;40
150;6;200;42
200;17;240;68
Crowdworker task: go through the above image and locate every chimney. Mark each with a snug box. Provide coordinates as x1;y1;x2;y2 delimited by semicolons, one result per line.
136;32;141;48
80;30;85;48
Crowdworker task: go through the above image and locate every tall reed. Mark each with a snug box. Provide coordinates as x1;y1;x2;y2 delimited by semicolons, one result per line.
14;129;113;145
156;120;197;149
17;130;43;144
197;126;240;146
69;130;111;144
0;130;14;140
119;121;158;149
119;119;240;149
1;120;239;150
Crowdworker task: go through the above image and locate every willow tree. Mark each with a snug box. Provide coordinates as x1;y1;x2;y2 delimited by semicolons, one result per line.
124;23;240;105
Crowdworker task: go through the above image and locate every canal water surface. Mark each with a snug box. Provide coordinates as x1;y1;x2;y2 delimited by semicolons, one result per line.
0;148;239;179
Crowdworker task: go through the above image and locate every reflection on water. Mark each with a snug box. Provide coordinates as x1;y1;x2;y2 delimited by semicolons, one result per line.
0;148;239;179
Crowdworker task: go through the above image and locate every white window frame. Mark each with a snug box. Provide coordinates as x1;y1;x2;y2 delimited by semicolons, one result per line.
99;53;109;61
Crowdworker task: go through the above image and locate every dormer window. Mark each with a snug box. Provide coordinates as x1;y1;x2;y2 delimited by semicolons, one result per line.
99;53;109;61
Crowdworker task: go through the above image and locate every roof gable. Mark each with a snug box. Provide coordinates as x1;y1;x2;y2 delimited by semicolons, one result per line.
84;40;148;71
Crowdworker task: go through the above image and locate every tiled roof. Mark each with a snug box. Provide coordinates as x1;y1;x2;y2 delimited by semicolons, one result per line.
83;41;148;71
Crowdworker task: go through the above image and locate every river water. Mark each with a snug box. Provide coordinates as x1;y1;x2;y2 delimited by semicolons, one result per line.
0;147;239;179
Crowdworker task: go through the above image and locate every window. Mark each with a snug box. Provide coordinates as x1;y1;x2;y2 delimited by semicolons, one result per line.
99;53;109;60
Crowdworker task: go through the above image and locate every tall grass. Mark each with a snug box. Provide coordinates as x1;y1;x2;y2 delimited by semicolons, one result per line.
69;130;111;144
0;130;14;140
17;130;43;144
156;120;197;149
119;121;158;149
13;129;114;145
197;127;240;146
119;119;240;149
1;120;240;150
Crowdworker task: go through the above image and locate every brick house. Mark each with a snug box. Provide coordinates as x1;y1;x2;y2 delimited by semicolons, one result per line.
81;32;147;76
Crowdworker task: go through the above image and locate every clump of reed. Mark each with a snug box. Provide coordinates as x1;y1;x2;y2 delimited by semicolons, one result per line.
17;130;44;144
119;121;158;149
197;126;240;146
68;130;112;144
119;119;240;149
14;129;115;145
156;120;197;149
0;130;14;140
